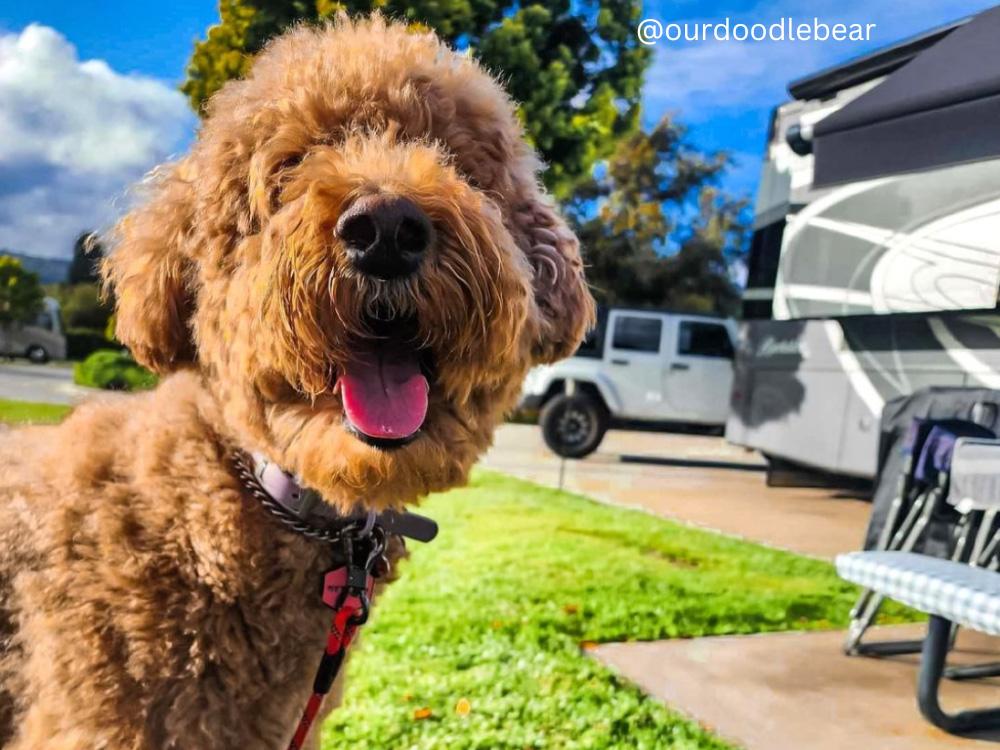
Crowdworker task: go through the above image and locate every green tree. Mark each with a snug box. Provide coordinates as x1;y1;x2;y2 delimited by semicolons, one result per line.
57;283;114;332
183;0;649;196
567;117;750;315
67;232;103;285
0;255;44;326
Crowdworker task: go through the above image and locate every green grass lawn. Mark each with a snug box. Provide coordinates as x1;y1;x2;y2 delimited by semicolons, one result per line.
323;470;914;749
0;398;72;425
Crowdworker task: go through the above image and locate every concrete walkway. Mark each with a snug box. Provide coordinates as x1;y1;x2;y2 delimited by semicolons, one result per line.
483;423;871;559
595;625;1000;749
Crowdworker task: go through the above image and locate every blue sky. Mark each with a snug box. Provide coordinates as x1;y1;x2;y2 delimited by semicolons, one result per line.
640;0;1000;193
0;1;216;83
0;0;997;257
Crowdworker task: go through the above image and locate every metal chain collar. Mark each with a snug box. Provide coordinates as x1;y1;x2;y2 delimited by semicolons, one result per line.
232;450;370;545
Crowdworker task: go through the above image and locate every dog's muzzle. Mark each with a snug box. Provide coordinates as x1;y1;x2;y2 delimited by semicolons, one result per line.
336;194;433;280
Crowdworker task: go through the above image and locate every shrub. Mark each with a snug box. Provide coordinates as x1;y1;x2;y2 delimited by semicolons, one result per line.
74;349;157;391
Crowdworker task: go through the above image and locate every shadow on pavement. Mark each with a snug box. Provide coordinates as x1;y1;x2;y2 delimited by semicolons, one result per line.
619;454;767;472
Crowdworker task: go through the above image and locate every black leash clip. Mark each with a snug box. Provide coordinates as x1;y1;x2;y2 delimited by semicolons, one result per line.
321;522;387;625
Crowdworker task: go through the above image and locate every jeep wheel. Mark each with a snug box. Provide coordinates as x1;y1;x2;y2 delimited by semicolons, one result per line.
539;393;609;459
26;345;49;364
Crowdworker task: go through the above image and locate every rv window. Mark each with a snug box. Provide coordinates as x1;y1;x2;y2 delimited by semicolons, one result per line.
612;316;661;353
33;312;54;332
742;218;785;320
678;322;733;359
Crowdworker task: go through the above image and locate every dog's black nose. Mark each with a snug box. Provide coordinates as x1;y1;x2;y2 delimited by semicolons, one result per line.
336;195;432;280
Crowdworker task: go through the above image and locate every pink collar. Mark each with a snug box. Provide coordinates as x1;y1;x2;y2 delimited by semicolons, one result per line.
240;452;438;543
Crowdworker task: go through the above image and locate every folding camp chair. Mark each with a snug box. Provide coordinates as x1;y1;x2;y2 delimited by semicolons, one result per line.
941;437;1000;680
949;437;1000;569
845;419;995;655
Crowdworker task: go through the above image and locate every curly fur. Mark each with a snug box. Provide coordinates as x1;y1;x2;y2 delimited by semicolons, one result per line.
0;15;592;749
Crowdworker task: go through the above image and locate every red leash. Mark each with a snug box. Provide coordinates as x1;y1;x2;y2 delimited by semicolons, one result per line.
286;598;364;750
235;452;439;750
286;537;381;750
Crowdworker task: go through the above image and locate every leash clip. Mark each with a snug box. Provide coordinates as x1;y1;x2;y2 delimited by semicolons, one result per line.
321;522;386;616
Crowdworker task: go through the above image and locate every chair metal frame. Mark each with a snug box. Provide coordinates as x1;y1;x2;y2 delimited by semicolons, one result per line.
939;436;1000;680
919;614;1000;733
844;422;996;656
846;420;941;655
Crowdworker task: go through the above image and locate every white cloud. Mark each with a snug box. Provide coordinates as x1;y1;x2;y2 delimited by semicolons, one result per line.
0;25;193;259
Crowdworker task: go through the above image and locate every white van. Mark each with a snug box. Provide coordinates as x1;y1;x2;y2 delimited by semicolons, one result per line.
520;306;737;457
0;297;67;363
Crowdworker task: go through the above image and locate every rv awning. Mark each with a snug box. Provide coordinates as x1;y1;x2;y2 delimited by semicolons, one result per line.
812;5;1000;187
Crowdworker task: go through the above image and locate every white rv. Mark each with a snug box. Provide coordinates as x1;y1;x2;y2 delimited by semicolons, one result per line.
0;297;67;363
727;6;1000;480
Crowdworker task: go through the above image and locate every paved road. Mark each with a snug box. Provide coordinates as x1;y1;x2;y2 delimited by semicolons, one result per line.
0;362;94;405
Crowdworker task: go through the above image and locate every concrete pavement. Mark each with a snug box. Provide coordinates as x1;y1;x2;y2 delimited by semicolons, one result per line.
595;625;1000;750
483;423;871;559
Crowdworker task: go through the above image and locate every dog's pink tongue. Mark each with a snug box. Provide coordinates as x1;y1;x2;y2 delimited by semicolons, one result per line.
340;349;428;440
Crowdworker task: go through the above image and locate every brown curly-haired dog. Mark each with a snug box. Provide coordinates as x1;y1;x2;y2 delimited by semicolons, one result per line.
0;16;592;750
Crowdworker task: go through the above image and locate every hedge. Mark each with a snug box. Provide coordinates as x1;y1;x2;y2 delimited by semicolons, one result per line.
74;349;157;391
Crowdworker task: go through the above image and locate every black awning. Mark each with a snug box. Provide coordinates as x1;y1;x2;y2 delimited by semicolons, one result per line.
788;19;965;102
812;5;1000;187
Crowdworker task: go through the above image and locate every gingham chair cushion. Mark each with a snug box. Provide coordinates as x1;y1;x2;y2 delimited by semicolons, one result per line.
947;438;1000;513
836;551;1000;635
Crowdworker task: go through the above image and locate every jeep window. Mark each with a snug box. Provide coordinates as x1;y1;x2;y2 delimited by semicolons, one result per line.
574;305;608;359
678;321;734;359
612;316;661;353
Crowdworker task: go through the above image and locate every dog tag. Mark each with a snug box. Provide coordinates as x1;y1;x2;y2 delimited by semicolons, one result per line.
376;510;439;543
322;566;375;609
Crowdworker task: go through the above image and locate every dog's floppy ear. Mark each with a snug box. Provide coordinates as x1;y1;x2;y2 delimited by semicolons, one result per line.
102;163;197;374
513;188;596;363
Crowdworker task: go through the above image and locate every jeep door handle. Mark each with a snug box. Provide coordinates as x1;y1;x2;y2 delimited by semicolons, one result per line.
611;358;630;365
670;363;690;371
